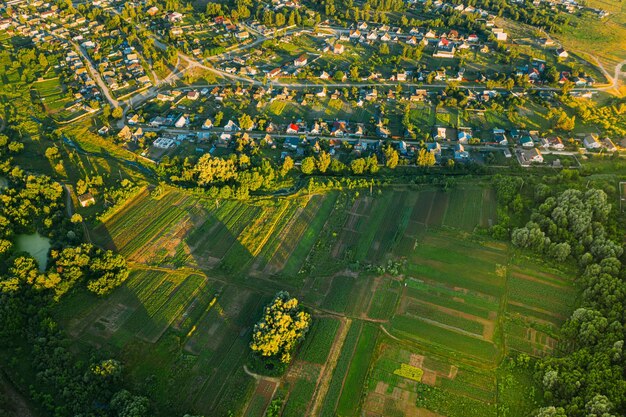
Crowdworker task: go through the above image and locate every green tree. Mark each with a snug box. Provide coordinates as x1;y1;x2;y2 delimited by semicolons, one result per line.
383;145;399;169
316;151;331;173
350;158;366;174
112;107;124;119
280;156;294;177
301;157;316;174
417;148;435;167
238;114;255;131
250;292;311;364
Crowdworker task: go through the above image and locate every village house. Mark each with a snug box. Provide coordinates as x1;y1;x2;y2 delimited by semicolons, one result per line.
493;128;508;146
78;192;95;207
519;148;544;165
294;54;308;67
454;144;470;160
224;120;239;131
602;137;617;152
202;119;213;130
174;115;188;128
542;136;564;150
491;27;508;41
333;43;345;54
583;134;602;150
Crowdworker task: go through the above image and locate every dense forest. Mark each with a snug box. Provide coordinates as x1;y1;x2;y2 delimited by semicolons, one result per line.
495;176;626;417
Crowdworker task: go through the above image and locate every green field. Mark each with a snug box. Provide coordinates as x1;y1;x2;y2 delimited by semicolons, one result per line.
56;184;577;417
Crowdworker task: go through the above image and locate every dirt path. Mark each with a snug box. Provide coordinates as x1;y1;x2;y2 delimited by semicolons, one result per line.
63;184;73;217
309;318;351;417
243;365;282;384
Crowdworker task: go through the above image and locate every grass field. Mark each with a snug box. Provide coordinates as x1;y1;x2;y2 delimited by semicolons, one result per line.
56;183;578;417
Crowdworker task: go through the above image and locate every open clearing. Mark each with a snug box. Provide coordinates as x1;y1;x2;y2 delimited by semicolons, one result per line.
55;184;577;417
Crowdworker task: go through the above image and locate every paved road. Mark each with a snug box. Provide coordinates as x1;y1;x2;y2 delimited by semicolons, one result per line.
72;42;119;108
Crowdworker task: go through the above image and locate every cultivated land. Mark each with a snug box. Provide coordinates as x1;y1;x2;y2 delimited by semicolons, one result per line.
54;183;578;417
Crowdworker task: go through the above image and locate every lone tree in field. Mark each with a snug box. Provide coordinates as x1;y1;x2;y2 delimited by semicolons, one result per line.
250;291;311;367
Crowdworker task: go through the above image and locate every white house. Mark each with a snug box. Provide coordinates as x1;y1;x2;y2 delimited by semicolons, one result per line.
583;134;602;150
224;120;239;131
174;115;187;128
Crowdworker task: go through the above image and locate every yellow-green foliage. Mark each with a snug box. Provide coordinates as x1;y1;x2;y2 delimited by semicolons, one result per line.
393;363;424;382
250;291;311;363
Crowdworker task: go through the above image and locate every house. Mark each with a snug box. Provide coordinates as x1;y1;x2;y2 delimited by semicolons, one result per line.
187;90;200;100
286;123;300;134
583;134;602;149
491;28;508;41
224;120;239;131
434;126;448;140
174;115;187;128
146;6;159;16
542;136;564;150
427;141;441;155
267;68;282;78
97;126;110;136
376;124;390;138
333;43;345;54
153;137;176;149
454;144;470;160
519;148;544;165
283;136;301;150
78;193;95;207
117;126;132;141
202;119;213;130
331;121;348;137
294;54;308;67
519;135;534;148
166;12;184;23
556;48;569;58
236;31;250;40
127;114;140;125
434;40;456;58
493;128;508;146
319;71;330;80
602;137;617;152
350;29;361;39
458;131;471;144
354;139;368;152
392;72;408;82
406;36;418;45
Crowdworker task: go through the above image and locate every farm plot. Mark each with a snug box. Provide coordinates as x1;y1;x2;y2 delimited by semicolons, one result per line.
404;232;508;298
504;263;575;356
363;343;497;417
32;78;74;115
443;187;497;231
297;317;340;364
335;324;379;417
282;363;322;417
93;189;196;258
